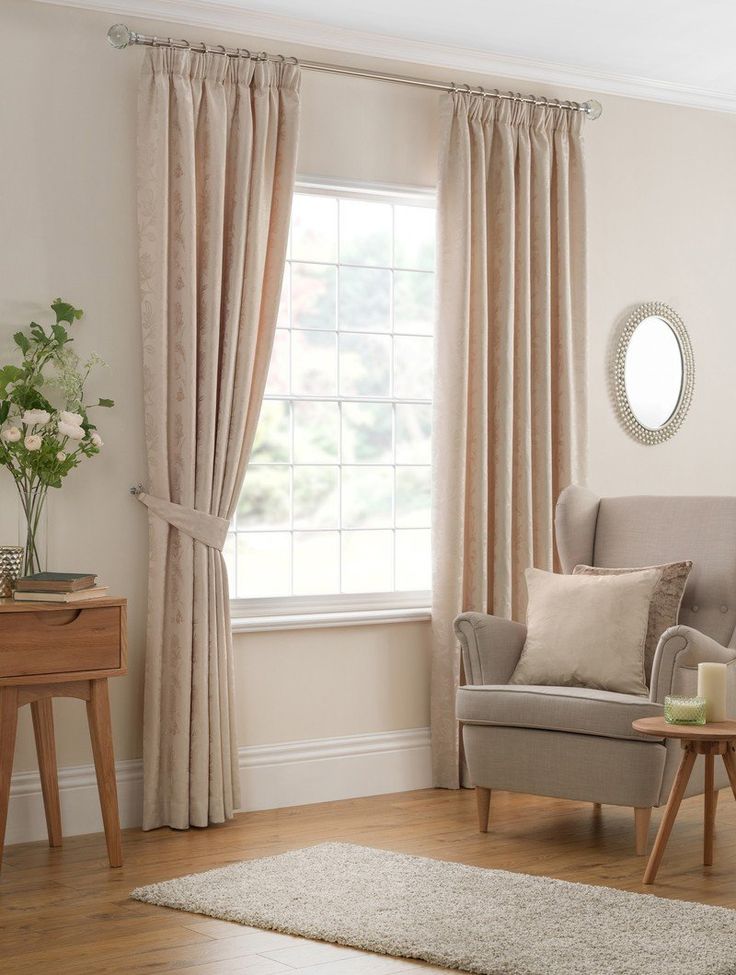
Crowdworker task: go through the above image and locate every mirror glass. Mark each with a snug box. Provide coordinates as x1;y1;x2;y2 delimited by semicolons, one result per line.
623;315;683;430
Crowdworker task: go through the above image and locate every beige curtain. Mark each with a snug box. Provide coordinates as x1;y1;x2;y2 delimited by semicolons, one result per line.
136;49;300;829
431;94;587;788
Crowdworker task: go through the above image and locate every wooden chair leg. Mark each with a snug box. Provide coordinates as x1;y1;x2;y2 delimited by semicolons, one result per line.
593;802;602;813
475;786;491;832
722;746;736;800
634;806;652;856
644;745;697;884
0;686;19;872
31;698;62;848
86;679;122;867
704;753;716;866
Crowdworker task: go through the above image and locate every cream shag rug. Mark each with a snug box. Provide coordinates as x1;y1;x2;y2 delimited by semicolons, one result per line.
131;842;736;975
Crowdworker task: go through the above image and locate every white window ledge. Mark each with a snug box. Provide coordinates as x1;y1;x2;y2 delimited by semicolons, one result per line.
231;606;431;633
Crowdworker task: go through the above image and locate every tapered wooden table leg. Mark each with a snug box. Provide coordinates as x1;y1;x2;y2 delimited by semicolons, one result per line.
722;746;736;799
704;753;715;866
643;745;696;885
0;686;19;871
86;679;122;867
31;698;62;848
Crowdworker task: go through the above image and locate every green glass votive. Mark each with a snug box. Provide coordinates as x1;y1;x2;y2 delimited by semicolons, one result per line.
664;695;707;725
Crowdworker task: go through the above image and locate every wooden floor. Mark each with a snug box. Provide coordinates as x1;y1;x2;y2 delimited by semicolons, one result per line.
2;787;736;974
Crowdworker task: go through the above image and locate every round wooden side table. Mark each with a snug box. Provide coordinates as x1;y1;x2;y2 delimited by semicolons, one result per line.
632;716;736;884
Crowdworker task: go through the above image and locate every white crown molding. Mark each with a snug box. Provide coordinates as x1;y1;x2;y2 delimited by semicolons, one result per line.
6;727;432;845
33;0;736;114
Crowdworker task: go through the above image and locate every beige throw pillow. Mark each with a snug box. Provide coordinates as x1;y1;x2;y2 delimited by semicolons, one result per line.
572;561;692;685
509;567;661;695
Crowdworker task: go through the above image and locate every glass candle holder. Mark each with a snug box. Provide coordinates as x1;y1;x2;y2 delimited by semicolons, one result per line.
664;695;707;725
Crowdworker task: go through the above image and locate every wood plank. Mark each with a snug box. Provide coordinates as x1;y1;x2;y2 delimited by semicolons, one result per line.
3;787;736;975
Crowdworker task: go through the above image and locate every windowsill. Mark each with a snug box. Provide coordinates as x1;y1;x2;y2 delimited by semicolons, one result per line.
231;605;431;633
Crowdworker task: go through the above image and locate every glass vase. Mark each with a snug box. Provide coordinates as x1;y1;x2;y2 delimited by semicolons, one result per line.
16;482;48;577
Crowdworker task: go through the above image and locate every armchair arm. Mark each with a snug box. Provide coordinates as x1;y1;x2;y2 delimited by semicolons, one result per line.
649;625;736;704
454;612;527;686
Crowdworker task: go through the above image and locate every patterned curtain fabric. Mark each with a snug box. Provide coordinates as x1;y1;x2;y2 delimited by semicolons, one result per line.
431;94;588;788
136;48;300;829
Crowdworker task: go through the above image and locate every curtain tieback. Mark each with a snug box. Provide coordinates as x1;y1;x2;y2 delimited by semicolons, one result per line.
135;492;229;551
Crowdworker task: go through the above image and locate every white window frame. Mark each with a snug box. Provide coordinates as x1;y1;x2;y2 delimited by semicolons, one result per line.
230;177;435;630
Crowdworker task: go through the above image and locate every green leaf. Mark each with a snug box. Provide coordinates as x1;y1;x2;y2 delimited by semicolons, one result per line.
0;402;9;424
51;299;83;325
0;365;24;397
13;331;30;354
51;324;69;346
97;398;114;408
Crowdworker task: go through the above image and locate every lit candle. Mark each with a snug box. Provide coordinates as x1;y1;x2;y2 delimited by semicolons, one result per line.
697;662;728;722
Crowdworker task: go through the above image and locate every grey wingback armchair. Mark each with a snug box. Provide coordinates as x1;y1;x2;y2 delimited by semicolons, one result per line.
455;485;736;853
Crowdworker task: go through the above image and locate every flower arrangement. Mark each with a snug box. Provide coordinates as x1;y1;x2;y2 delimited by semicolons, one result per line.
0;299;113;574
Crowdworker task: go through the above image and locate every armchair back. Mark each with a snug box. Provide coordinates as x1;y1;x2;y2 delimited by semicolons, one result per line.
556;485;736;647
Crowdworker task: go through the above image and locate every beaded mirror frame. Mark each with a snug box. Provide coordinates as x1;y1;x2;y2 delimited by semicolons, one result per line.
614;301;694;445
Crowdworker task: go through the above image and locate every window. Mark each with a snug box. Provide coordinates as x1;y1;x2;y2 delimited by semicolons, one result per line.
228;182;435;618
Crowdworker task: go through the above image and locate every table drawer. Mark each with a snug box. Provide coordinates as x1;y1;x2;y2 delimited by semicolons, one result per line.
0;606;122;679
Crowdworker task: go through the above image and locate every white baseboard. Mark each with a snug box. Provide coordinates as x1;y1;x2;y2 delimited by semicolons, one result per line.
6;727;431;845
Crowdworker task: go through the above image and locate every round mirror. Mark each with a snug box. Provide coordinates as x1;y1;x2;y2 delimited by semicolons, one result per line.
614;302;694;444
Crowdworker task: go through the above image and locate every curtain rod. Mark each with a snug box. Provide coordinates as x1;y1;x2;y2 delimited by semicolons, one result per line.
107;24;603;120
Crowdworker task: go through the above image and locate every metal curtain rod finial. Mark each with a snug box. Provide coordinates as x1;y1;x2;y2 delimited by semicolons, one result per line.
106;24;602;119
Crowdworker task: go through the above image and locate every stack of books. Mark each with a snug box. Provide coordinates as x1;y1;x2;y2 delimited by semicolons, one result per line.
13;572;109;603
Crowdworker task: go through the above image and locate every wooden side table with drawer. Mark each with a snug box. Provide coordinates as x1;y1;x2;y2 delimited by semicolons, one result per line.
0;596;127;870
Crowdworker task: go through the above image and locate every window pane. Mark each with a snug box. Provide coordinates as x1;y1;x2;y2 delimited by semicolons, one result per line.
396;403;431;463
293;400;339;462
394;271;434;335
394;335;433;399
396;466;431;527
339;333;391;397
292;330;337;395
395;529;431;590
394;205;435;271
238;466;290;530
265;328;290;395
291;194;337;262
237;532;290;598
341;530;393;593
291;263;336;330
342;466;393;528
251;400;290;463
339;199;392;267
342;402;393;463
293;531;340;595
339;267;390;332
277;276;290;327
293;466;339;528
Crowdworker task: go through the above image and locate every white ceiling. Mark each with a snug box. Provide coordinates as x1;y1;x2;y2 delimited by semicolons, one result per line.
40;0;736;112
230;0;735;96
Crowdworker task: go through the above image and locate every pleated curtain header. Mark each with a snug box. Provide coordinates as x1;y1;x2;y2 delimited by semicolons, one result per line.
144;47;301;91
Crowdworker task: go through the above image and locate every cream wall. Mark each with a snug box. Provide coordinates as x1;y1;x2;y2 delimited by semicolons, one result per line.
2;0;736;777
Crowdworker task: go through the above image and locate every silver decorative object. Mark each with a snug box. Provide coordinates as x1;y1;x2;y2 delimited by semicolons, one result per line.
614;301;695;445
0;545;24;598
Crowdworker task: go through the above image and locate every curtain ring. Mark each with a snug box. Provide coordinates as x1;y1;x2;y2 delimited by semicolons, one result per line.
477;85;485;98
180;38;191;50
288;56;299;65
152;35;161;47
258;50;269;61
238;48;251;59
277;53;286;62
462;83;471;94
449;82;456;93
215;44;227;56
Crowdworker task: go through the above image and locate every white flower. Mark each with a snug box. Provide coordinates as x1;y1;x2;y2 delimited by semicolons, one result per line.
1;426;21;443
59;410;83;426
24;434;42;451
56;451;67;462
22;409;50;427
90;431;103;448
58;420;84;441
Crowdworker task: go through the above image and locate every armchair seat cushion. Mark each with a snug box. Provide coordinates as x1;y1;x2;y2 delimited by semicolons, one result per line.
457;683;664;742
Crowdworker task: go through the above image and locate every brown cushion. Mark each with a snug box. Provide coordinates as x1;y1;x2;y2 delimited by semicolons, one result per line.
573;561;692;685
